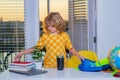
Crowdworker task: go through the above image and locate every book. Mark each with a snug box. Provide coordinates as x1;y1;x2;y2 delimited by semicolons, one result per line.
9;64;35;69
10;61;34;66
9;67;32;72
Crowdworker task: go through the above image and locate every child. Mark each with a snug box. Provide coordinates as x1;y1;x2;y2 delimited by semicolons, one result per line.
14;12;84;68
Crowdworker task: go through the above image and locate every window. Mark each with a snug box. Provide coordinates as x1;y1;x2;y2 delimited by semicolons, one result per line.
68;0;97;51
0;0;25;52
69;0;88;50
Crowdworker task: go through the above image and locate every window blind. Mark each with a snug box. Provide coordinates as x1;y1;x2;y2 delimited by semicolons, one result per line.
0;0;25;52
69;0;88;51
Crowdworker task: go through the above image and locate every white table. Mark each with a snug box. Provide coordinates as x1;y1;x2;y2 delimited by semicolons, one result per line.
0;68;119;80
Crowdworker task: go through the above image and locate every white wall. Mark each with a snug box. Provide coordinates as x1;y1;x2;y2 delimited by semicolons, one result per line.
97;0;120;59
24;0;39;61
24;0;39;49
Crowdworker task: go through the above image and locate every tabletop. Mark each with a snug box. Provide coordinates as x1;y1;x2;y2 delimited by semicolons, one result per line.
0;68;119;80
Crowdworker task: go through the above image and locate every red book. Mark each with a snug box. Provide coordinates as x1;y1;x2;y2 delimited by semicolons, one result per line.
10;61;34;66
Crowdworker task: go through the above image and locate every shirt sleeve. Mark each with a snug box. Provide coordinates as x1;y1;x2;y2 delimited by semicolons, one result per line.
36;34;46;49
64;32;73;50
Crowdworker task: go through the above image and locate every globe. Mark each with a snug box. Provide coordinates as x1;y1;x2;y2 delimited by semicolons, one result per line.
108;46;120;70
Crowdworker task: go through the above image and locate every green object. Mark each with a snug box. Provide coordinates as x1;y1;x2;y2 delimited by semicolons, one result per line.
73;68;79;71
95;58;109;67
32;48;44;60
112;69;118;76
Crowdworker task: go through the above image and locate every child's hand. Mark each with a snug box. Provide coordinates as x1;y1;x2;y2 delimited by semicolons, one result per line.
14;52;22;62
79;55;85;60
75;52;85;60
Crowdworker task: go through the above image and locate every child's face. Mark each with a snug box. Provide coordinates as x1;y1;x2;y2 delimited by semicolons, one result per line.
47;26;57;33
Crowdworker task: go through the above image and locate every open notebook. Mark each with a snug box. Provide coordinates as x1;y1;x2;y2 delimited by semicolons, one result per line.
9;68;47;76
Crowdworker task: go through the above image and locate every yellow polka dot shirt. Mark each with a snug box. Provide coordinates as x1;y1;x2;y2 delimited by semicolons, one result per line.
36;32;73;68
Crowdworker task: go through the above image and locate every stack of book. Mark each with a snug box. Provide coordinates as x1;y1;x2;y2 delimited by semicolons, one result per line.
9;61;35;72
9;61;48;76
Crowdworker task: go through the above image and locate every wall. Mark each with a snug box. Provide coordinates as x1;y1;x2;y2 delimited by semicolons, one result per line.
97;0;120;59
24;0;39;61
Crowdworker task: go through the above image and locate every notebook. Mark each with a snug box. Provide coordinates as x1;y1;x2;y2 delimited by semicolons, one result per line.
9;68;47;76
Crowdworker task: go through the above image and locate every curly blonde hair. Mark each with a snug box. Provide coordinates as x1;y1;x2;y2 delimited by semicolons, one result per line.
43;12;66;34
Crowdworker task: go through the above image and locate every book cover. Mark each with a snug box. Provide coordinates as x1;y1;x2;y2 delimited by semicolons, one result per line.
10;61;34;66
